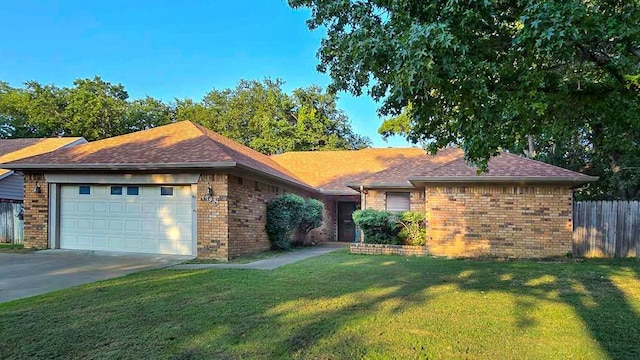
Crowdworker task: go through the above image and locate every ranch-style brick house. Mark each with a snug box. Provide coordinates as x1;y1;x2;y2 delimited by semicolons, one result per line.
1;121;596;260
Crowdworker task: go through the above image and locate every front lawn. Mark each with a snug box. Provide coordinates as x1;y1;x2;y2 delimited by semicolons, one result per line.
1;250;639;359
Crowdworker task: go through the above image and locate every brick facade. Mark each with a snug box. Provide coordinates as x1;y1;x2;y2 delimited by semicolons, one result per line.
22;173;48;249
197;173;325;261
196;173;230;259
425;185;573;258
350;243;429;256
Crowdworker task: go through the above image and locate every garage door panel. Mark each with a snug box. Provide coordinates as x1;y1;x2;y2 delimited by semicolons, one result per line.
60;184;193;255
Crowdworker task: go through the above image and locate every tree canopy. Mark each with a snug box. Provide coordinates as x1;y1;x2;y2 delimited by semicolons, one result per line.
0;76;370;154
290;0;640;199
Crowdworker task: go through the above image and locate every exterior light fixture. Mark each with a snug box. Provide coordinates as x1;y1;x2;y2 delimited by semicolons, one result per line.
33;181;42;193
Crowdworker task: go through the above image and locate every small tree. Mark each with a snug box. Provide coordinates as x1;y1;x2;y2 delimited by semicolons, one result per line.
296;198;324;246
266;193;305;250
352;209;400;245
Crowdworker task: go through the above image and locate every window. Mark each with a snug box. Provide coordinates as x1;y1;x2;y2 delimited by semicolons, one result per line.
127;186;139;195
110;186;123;195
79;185;91;195
386;192;411;212
160;186;173;196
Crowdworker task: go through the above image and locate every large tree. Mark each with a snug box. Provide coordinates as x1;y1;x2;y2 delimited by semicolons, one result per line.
290;0;640;198
175;78;370;154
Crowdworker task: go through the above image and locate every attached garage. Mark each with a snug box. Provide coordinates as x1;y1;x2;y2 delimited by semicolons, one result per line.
57;184;194;255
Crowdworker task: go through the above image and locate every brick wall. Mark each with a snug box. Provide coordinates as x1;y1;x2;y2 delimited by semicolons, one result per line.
350;243;429;256
196;173;229;259
23;173;48;249
203;174;323;260
364;189;425;212
426;185;573;258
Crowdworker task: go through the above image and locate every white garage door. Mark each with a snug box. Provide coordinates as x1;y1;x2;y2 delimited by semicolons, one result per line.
59;184;194;255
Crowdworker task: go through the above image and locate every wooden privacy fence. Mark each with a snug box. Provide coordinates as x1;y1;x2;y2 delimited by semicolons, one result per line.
0;202;24;245
573;201;640;258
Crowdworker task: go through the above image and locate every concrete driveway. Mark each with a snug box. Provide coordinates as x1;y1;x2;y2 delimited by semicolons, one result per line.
0;250;191;303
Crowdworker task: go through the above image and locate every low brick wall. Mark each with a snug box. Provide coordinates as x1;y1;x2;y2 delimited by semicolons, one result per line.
350;243;429;256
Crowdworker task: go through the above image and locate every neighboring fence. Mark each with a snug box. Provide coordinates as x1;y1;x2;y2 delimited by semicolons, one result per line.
0;202;24;245
573;201;640;258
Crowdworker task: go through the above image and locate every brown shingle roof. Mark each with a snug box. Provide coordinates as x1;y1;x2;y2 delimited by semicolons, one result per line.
1;121;313;191
0;137;85;178
274;147;596;192
271;147;439;194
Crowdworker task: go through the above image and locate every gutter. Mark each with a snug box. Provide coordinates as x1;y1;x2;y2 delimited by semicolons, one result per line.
1;160;319;194
408;175;599;186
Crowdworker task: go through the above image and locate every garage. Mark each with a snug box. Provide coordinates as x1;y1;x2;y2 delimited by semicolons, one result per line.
58;184;194;255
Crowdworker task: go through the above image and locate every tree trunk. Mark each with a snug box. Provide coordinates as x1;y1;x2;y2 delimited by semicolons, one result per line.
527;135;536;158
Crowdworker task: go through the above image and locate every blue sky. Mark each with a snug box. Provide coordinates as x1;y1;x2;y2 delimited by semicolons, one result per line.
0;0;411;147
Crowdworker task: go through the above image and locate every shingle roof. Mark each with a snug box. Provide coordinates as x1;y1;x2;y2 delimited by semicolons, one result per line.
1;121;313;191
271;147;436;194
0;137;85;178
273;147;596;193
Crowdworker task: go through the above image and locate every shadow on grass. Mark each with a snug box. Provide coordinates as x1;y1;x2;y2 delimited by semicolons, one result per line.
1;252;639;359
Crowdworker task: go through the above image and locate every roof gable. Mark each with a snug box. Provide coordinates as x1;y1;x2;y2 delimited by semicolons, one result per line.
0;137;86;178
2;121;311;190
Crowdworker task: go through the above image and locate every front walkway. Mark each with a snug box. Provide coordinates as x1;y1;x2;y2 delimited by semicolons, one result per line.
172;243;347;270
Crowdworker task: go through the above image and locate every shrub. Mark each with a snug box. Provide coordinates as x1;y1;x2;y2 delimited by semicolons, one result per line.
397;211;427;246
266;193;305;250
296;198;324;246
352;209;400;244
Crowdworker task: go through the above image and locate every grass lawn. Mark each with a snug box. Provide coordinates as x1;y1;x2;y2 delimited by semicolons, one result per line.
1;250;640;359
182;247;304;264
0;243;32;253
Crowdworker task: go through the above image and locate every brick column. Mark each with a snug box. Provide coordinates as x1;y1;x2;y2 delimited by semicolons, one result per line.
23;173;49;249
196;173;229;260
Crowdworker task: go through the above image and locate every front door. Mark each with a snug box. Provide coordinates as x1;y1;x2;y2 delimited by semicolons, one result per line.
337;201;357;242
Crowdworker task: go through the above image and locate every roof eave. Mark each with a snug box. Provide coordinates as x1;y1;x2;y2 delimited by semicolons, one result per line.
317;189;360;196
408;175;599;187
234;163;319;194
1;161;238;171
344;182;416;191
0;170;15;181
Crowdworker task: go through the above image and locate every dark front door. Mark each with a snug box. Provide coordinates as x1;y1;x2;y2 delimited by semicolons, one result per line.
337;201;357;242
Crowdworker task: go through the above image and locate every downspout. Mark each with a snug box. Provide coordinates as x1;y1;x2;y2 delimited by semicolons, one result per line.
359;185;366;243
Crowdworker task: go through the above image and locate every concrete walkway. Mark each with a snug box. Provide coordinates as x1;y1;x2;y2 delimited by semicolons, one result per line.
172;243;347;270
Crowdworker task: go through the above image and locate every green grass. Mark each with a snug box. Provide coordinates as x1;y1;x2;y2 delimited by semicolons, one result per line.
0;243;31;253
1;250;640;359
182;247;303;264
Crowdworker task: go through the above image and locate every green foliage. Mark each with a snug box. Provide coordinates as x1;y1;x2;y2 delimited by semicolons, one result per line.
298;198;324;236
397;211;427;246
290;0;640;199
266;194;324;250
352;209;400;245
175;79;371;154
266;193;305;250
1;77;370;155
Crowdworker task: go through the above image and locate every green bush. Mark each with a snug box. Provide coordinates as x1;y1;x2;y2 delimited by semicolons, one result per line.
397;211;427;246
266;193;305;250
296;198;324;246
266;194;324;249
352;209;400;245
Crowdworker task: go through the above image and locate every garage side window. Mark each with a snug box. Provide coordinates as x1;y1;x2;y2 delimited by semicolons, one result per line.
386;192;410;212
160;186;174;196
127;186;139;195
111;186;123;195
79;185;91;195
